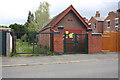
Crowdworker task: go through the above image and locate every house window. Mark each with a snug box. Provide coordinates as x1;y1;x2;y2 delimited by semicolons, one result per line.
114;18;119;27
106;20;110;28
93;23;96;29
88;23;91;26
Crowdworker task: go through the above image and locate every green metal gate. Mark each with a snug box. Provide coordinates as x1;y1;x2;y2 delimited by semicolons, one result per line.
14;32;52;54
14;32;39;54
64;34;88;54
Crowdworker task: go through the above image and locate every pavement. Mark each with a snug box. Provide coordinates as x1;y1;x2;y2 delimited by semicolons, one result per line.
1;52;118;67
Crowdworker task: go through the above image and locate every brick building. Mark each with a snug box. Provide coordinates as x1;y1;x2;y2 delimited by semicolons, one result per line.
89;10;120;33
104;11;120;33
39;5;102;54
88;11;105;33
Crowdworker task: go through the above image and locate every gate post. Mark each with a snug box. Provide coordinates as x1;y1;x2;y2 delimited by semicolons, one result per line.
11;32;16;56
53;33;64;54
88;31;92;54
88;32;102;54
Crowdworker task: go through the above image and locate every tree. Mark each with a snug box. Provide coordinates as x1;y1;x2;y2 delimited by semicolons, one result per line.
27;11;34;23
9;23;26;38
25;1;50;32
24;11;35;32
34;1;50;31
0;25;9;28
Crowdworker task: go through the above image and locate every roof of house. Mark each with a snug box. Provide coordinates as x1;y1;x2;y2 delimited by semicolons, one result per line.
93;17;105;21
41;10;65;30
41;5;90;31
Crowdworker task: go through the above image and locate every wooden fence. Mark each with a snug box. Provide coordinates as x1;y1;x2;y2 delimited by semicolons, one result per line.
102;32;120;52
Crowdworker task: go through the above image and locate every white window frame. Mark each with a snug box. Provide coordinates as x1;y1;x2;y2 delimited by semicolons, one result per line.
93;23;96;29
114;18;119;27
106;20;110;28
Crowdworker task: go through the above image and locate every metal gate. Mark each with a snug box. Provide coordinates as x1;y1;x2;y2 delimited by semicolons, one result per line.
64;34;88;54
14;32;39;54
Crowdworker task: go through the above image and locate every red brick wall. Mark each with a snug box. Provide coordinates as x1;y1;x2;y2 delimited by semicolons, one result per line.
56;10;87;29
88;32;102;54
38;29;51;49
54;34;64;53
53;28;87;53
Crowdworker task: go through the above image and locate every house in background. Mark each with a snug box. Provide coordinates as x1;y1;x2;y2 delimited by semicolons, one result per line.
89;10;120;33
88;11;105;33
104;11;120;33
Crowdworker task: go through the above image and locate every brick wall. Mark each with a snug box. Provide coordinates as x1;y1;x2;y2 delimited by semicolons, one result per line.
88;32;102;54
38;29;51;50
53;34;64;53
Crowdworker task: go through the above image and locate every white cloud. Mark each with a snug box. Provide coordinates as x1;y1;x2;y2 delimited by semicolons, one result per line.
0;0;119;26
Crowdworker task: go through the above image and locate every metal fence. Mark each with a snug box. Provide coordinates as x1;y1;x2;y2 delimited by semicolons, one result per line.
12;32;52;55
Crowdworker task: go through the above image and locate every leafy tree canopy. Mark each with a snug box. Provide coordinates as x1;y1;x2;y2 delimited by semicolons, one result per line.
0;25;9;28
9;23;26;38
25;1;50;32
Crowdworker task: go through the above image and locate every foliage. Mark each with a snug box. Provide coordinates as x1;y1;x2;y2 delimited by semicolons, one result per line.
34;1;50;30
42;51;54;56
35;46;54;56
16;39;33;53
9;53;21;57
30;54;39;56
24;1;50;32
0;25;9;28
15;39;54;56
9;23;26;38
24;11;36;32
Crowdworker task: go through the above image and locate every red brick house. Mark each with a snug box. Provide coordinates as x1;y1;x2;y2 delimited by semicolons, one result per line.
104;11;120;33
39;5;102;54
88;11;105;33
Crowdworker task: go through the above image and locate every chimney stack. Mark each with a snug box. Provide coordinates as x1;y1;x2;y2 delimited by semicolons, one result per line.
95;11;100;17
83;17;88;23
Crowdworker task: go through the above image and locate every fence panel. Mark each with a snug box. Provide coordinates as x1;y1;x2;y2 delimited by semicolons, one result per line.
102;32;120;52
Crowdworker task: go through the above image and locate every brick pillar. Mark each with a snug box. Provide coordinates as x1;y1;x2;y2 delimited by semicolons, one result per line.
54;34;64;53
88;32;92;54
88;32;102;54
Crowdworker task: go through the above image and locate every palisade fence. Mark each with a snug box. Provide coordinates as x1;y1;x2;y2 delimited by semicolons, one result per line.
102;32;120;52
11;32;52;56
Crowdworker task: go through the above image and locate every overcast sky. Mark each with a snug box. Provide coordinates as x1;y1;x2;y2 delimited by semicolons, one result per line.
0;0;119;26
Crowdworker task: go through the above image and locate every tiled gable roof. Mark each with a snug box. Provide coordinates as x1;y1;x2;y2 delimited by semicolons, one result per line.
41;5;90;31
93;17;105;21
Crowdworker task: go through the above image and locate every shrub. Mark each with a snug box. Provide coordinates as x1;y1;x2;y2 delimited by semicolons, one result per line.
43;51;54;56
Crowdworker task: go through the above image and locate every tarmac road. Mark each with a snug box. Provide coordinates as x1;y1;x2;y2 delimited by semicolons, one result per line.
2;53;118;78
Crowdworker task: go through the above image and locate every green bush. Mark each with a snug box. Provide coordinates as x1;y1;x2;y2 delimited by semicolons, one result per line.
43;51;54;56
16;39;33;53
9;53;21;57
30;54;39;56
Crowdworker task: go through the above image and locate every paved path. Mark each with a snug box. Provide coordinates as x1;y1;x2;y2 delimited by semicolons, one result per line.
2;52;118;67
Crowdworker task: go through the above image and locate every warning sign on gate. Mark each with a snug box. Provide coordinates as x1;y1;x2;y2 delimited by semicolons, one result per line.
69;33;74;38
